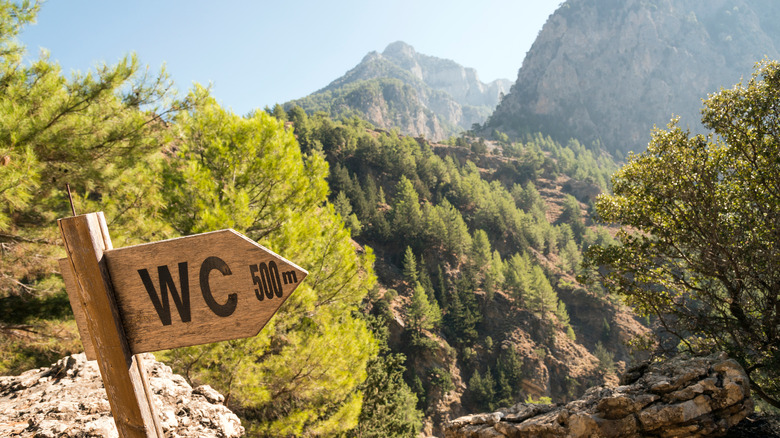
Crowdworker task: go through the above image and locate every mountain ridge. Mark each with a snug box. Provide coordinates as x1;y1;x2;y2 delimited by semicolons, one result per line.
484;0;780;155
287;41;511;140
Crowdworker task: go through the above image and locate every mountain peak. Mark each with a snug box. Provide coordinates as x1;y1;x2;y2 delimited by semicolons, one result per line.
485;0;780;155
382;40;417;58
288;43;511;140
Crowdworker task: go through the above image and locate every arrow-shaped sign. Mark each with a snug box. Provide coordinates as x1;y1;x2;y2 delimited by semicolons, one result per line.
96;229;307;353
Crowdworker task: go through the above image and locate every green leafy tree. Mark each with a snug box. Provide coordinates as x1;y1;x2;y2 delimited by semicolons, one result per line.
495;347;523;407
593;341;615;376
484;250;506;299
471;229;492;270
351;351;422;437
442;278;481;347
527;266;558;319
468;368;496;411
391;175;423;245
504;252;531;305
0;1;184;372
334;190;363;236
407;281;441;338
402;246;418;285
160;90;378;434
586;60;780;408
556;300;576;340
162;86;327;239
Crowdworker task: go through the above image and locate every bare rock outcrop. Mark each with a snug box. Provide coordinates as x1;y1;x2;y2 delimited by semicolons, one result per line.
444;352;753;438
485;0;780;155
0;353;244;437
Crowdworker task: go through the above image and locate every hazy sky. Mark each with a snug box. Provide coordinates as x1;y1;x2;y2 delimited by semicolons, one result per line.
21;1;562;115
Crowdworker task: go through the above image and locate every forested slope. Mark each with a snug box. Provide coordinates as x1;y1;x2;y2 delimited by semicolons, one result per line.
2;3;658;437
273;107;650;435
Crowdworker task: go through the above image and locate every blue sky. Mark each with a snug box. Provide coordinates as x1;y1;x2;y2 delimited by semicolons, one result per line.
21;1;562;115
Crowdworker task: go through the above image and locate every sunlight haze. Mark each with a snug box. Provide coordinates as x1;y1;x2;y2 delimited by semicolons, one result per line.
21;1;561;115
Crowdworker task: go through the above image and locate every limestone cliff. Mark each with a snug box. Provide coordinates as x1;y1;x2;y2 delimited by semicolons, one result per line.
288;41;511;141
485;0;780;155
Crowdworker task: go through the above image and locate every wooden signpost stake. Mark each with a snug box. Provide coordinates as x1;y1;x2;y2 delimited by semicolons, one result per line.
59;212;307;437
59;213;162;438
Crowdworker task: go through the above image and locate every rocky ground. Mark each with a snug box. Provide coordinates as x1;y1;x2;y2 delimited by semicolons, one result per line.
0;353;243;437
1;350;777;438
444;352;761;438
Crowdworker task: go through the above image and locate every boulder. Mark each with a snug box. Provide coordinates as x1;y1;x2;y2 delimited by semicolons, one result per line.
444;353;753;438
0;353;244;437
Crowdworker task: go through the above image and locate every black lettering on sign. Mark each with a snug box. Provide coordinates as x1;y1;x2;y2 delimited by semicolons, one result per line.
138;262;191;326
199;256;237;317
269;262;283;297
282;270;297;285
250;261;283;301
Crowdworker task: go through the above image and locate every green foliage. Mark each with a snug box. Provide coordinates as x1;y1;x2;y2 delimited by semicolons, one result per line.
334;191;363;236
495;347;524;407
527;266;558;318
159;91;379;435
162;88;327;240
407;281;441;338
442;278;481;348
524;395;553;405
0;0;184;372
391;176;423;245
593;341;615;376
351;350;422;437
555;300;576;340
586;60;780;408
468;368;496;411
402;246;418;285
428;367;455;394
350;316;423;438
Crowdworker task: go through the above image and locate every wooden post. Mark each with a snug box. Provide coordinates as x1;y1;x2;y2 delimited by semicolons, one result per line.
58;212;163;438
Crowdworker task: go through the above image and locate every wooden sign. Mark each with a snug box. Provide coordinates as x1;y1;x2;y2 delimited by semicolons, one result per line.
59;213;164;437
58;258;96;360
102;229;307;353
59;213;308;437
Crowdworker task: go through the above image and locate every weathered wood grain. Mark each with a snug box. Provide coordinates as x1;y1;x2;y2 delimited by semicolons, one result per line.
58;212;163;438
103;229;307;353
58;258;96;360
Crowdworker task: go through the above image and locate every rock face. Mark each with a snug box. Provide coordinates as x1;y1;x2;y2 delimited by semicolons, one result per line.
444;352;753;438
485;0;780;155
0;353;244;438
288;41;511;140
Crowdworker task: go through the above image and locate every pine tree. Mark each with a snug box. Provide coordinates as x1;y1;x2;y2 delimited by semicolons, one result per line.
468;368;496;411
0;2;183;372
160;91;378;435
391;176;423;245
504;253;531;305
351;316;423;438
484;250;506;299
403;246;418;285
407;282;441;337
333;190;363;236
528;266;558;318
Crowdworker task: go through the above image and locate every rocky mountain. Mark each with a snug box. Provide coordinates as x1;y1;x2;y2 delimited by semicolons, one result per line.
286;41;511;141
484;0;780;156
